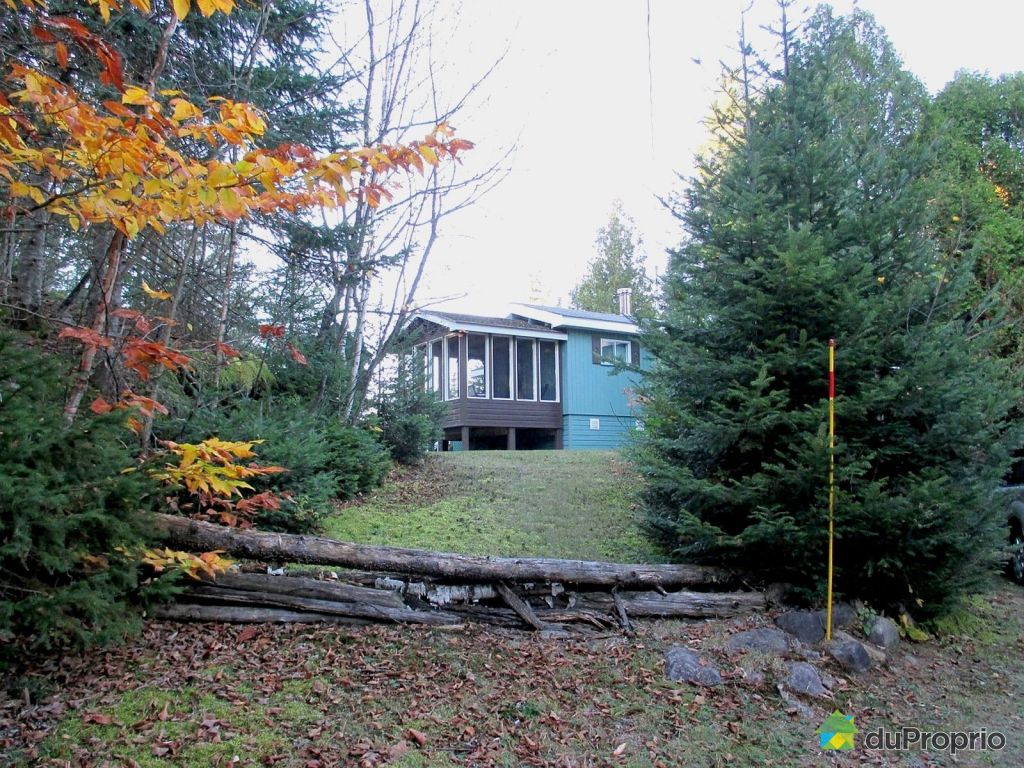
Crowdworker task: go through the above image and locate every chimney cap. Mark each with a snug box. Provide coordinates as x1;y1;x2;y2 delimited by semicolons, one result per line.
615;287;633;316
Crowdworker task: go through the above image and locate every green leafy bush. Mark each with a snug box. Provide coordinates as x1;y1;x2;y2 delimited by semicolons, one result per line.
0;335;167;658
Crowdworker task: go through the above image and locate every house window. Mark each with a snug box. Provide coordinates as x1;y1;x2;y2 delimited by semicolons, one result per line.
467;334;488;398
516;338;535;400
599;338;631;365
446;334;460;400
429;339;443;394
491;336;512;399
538;340;558;402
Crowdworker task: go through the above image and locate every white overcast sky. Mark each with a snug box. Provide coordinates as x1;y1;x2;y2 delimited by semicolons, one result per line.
355;1;1024;316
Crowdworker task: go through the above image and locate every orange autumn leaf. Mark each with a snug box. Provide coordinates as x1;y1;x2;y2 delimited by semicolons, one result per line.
58;326;112;349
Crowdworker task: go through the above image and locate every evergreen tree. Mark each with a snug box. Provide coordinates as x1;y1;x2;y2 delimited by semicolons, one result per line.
930;72;1024;370
636;7;1020;617
570;201;656;319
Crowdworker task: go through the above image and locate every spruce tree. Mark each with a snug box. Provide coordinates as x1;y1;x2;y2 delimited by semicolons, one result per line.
570;201;656;319
636;7;1019;617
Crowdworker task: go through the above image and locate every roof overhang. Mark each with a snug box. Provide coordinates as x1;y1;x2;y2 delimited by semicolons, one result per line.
413;312;567;341
508;304;640;335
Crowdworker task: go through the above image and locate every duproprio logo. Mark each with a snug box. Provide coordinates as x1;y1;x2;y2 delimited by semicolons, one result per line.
817;710;858;751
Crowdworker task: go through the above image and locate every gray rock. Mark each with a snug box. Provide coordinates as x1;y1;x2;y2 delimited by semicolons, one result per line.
828;639;872;673
868;616;901;649
777;684;817;719
815;602;856;631
799;648;822;661
785;661;829;698
834;630;886;666
664;646;723;686
726;627;793;654
776;610;825;644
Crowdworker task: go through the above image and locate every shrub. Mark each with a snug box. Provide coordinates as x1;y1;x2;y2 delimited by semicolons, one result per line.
376;354;445;464
166;397;390;532
0;335;166;657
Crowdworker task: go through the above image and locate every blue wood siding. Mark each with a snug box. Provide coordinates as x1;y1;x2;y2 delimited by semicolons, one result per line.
562;414;641;450
561;329;647;450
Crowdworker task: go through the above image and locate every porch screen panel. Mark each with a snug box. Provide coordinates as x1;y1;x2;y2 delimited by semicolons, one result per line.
516;338;535;400
430;340;443;393
446;335;460;399
491;337;511;399
538;340;558;401
467;334;487;398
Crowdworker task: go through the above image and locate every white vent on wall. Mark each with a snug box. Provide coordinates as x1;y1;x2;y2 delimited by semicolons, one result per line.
589;418;600;430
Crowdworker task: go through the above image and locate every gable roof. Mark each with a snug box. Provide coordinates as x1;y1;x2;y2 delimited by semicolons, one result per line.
412;311;567;340
509;303;640;335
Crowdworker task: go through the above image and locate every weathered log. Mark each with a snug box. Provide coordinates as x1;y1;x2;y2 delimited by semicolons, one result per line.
183;584;463;625
576;589;767;618
611;588;634;635
156;514;730;588
153;604;372;625
495;581;549;631
211;572;407;609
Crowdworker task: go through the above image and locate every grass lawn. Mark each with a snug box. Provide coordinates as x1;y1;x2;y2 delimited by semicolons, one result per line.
322;451;668;563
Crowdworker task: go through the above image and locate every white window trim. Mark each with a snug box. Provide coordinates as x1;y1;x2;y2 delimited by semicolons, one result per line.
515;337;537;401
444;334;461;400
466;333;489;399
599;338;631;366
491;335;513;400
430;339;443;395
538;339;560;403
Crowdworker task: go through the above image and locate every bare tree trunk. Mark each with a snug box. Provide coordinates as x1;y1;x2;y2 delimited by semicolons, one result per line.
215;222;238;364
139;225;199;447
63;231;126;423
13;210;51;314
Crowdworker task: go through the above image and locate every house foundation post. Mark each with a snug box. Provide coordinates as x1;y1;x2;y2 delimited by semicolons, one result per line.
461;425;470;451
507;427;516;451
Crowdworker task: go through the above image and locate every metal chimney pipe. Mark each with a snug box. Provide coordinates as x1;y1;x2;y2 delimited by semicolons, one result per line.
616;287;632;316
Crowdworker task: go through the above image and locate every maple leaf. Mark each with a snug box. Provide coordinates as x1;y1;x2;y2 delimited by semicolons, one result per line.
90;396;113;414
258;323;286;338
59;326;112;348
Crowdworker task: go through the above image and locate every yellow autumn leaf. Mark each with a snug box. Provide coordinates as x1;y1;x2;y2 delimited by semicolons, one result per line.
142;280;172;301
172;0;190;19
196;0;217;16
171;98;201;123
122;87;150;106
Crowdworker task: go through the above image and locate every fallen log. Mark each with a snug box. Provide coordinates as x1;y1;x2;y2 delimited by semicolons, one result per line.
155;514;730;589
495;581;550;630
183;584;463;625
153;604;373;625
575;589;767;618
212;572;407;609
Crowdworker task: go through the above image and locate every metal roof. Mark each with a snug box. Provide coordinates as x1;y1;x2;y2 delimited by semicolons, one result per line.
411;311;567;340
517;304;634;323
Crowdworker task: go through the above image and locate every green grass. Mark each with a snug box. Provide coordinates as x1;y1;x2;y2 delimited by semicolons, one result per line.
322;450;668;562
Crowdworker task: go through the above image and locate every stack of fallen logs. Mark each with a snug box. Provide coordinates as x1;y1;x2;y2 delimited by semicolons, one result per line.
153;514;767;633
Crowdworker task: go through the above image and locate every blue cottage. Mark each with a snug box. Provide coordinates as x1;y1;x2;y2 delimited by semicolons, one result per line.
408;290;648;450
